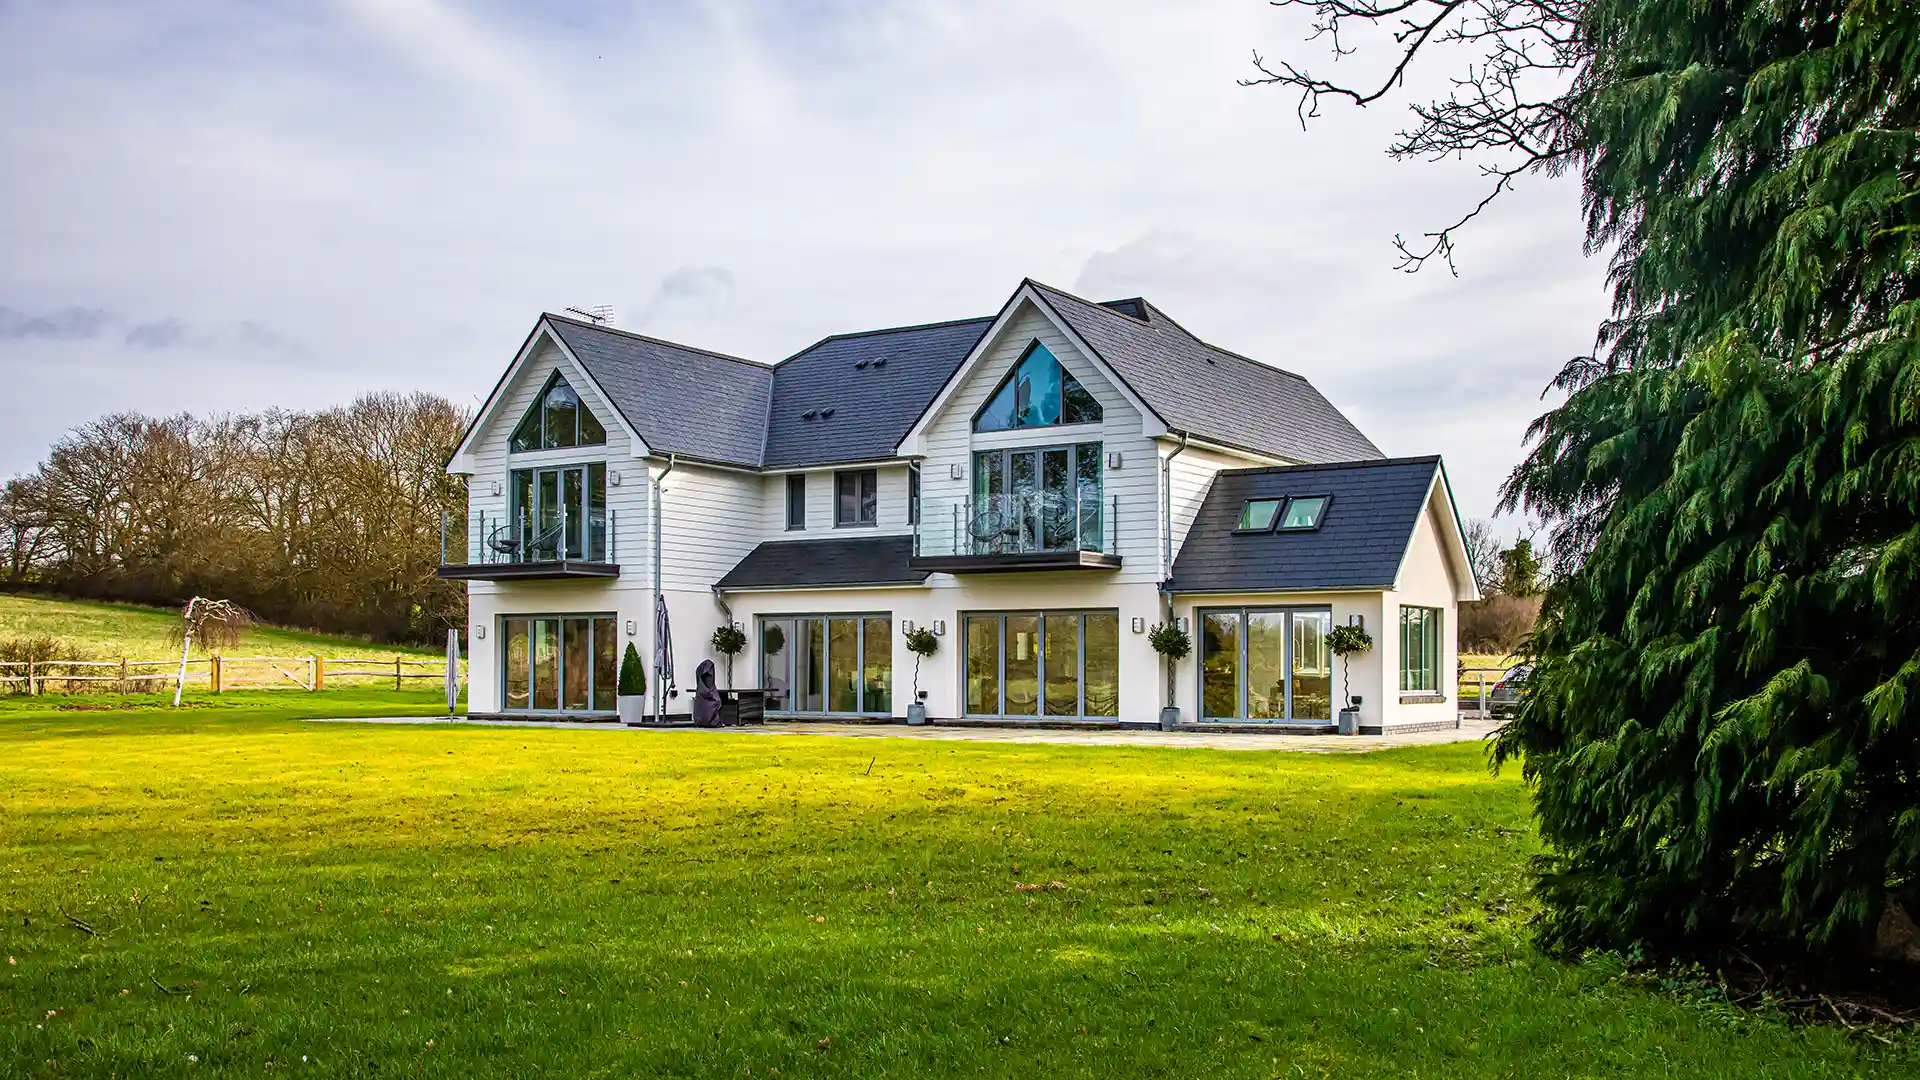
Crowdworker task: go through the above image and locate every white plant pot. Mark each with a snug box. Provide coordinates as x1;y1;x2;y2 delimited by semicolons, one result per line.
617;695;647;725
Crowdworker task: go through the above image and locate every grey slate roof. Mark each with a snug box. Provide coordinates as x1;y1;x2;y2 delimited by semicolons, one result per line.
716;535;927;590
763;317;992;469
1026;282;1383;464
514;281;1379;472
545;315;774;469
1165;457;1442;594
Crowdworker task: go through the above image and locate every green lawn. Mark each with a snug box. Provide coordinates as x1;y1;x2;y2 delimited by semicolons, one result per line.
1;698;1907;1078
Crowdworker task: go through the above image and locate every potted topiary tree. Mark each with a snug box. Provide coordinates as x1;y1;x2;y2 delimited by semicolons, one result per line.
1148;620;1192;730
903;626;939;724
617;641;647;725
709;622;747;687
1327;623;1374;735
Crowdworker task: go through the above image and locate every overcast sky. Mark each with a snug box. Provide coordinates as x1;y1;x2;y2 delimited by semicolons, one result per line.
0;0;1608;524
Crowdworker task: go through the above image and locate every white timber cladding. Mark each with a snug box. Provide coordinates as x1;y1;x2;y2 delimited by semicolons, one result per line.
1165;444;1276;560
658;462;766;591
759;464;914;538
460;340;652;577
914;304;1165;585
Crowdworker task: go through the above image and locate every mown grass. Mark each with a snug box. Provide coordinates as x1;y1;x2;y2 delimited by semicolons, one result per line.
0;594;442;660
1;699;1907;1078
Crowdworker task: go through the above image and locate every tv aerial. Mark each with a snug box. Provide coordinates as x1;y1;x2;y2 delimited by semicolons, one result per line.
565;305;615;325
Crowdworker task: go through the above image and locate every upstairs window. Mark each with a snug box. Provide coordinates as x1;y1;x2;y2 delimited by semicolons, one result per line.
786;474;807;531
511;373;607;452
973;341;1102;432
836;469;878;526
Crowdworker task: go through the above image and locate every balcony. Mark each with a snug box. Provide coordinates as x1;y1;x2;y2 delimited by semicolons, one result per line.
437;510;621;581
909;491;1122;573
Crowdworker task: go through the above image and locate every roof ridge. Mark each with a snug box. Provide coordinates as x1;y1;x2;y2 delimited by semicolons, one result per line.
1221;455;1440;478
543;313;771;370
774;313;996;367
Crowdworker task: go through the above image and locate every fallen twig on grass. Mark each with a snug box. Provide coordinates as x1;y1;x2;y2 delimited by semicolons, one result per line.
58;907;94;935
148;974;178;996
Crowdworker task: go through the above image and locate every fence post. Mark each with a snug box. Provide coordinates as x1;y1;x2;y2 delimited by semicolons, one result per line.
27;659;36;696
120;657;128;693
395;657;402;691
210;655;222;694
315;656;326;691
310;656;318;692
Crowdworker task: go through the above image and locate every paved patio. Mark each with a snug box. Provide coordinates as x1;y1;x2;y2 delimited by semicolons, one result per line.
307;715;1500;752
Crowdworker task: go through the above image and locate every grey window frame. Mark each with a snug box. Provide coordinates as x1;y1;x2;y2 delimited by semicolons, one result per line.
1195;604;1337;724
785;473;807;531
835;468;879;527
497;612;619;714
510;372;608;453
960;609;1120;719
756;612;893;716
1399;605;1442;693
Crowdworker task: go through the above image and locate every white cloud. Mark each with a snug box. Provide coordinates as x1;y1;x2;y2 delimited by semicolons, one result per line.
0;0;1611;522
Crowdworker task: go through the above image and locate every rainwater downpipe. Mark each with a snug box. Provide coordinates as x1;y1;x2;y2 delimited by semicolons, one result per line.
1160;431;1190;710
652;453;676;721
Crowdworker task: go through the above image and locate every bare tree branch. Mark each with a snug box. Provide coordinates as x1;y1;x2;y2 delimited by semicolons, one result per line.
1246;0;1585;272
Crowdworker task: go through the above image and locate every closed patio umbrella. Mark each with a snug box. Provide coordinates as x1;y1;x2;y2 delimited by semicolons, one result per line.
445;628;460;715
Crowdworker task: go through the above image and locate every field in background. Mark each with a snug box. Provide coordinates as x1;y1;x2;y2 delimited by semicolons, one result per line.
1;700;1905;1078
0;594;443;659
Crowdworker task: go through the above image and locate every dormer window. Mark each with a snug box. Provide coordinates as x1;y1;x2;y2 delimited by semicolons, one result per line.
511;373;607;452
973;341;1102;432
1236;499;1284;532
1235;495;1331;534
1278;496;1329;531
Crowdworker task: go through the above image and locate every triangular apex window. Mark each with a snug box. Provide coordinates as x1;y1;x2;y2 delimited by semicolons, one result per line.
972;340;1103;432
510;372;608;452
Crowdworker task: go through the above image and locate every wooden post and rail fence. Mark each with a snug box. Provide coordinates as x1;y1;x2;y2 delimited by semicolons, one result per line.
0;655;462;696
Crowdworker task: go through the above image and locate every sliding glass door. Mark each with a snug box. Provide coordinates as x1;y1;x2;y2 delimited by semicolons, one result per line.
963;610;1119;718
509;462;608;561
970;443;1104;554
759;614;892;716
1200;607;1335;723
500;615;618;713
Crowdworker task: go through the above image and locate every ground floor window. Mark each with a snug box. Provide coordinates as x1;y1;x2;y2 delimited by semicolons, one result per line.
759;614;892;715
1199;607;1333;722
502;614;618;712
1399;606;1442;693
963;610;1118;718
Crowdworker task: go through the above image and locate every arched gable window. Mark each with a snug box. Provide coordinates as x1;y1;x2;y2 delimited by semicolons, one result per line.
510;372;608;452
972;340;1103;432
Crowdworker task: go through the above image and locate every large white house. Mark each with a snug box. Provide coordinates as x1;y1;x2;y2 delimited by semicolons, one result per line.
443;280;1477;733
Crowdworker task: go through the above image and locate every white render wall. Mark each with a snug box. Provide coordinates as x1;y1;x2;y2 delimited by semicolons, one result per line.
723;576;1167;721
1378;493;1467;731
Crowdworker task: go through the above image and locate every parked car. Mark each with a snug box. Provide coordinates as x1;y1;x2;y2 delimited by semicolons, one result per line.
1488;665;1532;718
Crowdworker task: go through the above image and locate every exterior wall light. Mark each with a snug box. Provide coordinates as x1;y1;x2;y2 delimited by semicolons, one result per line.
490;481;503;496
900;619;914;633
932;619;946;636
625;620;638;636
1130;617;1145;634
948;464;963;481
1107;451;1122;470
474;625;486;640
610;471;622;486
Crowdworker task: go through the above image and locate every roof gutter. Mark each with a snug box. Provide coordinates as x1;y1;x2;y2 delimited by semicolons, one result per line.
1160;431;1190;711
652;453;677;719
